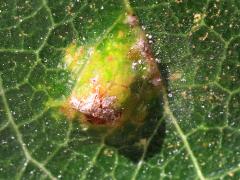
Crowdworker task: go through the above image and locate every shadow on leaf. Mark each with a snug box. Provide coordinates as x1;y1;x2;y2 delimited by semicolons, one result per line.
103;63;169;162
105;94;165;162
68;64;168;163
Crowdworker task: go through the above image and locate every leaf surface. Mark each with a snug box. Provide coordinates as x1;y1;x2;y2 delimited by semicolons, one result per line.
0;0;239;179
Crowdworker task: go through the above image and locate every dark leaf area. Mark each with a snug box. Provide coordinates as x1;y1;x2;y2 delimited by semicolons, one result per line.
0;0;239;179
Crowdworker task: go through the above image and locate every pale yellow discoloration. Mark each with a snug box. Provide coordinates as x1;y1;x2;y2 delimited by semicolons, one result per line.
169;71;182;81
64;43;85;72
58;12;162;127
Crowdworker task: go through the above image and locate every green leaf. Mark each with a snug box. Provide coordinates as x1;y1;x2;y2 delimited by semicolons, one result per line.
0;0;239;179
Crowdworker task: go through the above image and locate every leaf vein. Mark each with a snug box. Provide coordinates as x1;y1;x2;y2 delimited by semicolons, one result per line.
0;76;57;180
163;92;206;180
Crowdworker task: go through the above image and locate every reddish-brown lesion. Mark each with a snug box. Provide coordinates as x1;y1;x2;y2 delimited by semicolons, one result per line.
61;13;162;127
65;79;123;125
73;94;122;124
125;14;139;27
128;36;162;87
84;110;121;124
138;38;162;86
107;55;114;62
61;91;122;125
125;13;162;87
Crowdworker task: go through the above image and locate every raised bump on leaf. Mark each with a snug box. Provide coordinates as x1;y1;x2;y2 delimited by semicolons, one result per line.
61;13;162;126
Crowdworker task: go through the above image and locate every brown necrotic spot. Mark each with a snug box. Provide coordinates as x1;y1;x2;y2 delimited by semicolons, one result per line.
70;93;121;124
60;12;162;127
125;14;139;27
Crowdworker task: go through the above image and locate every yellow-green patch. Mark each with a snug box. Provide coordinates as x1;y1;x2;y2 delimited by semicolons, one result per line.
60;13;162;128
